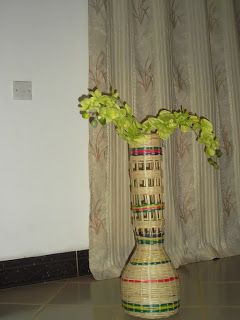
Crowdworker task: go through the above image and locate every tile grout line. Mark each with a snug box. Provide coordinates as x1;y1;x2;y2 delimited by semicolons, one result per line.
34;303;211;307
30;281;68;319
76;250;79;276
0;302;42;306
1;301;238;308
200;280;240;283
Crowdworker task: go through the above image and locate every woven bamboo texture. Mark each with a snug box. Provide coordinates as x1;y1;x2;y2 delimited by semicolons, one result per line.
121;134;180;319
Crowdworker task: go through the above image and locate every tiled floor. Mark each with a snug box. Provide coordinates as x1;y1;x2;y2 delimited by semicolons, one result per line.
0;255;240;319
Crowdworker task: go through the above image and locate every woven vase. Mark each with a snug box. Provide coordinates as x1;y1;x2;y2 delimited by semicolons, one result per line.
121;134;180;319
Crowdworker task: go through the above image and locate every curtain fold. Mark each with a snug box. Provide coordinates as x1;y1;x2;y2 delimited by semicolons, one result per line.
88;0;240;280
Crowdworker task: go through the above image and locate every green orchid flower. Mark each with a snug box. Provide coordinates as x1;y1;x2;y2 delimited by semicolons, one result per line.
78;88;222;168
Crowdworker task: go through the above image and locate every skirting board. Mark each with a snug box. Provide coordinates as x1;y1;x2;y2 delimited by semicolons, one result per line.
0;250;91;289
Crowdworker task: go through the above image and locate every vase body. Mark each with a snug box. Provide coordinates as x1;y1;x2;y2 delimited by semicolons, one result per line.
121;134;180;319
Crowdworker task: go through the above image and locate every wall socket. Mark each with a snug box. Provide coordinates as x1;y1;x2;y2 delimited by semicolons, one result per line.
13;81;32;100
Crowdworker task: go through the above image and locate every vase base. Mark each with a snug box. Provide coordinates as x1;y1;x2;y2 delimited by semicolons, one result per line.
123;308;180;319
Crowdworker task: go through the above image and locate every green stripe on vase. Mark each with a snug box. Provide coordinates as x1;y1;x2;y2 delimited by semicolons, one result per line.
136;233;165;238
122;300;180;313
136;239;164;244
129;147;162;151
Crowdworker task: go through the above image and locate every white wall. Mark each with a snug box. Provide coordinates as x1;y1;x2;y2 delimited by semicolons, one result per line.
0;0;89;261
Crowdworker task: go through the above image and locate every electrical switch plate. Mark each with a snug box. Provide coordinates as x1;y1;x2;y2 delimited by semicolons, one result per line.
13;81;32;100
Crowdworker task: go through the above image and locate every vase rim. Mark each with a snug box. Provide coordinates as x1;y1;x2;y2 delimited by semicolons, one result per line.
128;133;161;148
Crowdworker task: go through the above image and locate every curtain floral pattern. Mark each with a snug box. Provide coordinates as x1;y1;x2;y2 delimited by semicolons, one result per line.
88;0;240;280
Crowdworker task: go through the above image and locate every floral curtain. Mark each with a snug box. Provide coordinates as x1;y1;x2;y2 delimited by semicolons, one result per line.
88;0;240;280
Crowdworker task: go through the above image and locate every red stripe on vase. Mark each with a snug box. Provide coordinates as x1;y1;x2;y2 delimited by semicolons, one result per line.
129;150;162;156
132;204;164;211
122;276;178;283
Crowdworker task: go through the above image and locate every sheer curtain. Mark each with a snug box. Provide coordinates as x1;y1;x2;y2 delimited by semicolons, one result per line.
88;0;240;280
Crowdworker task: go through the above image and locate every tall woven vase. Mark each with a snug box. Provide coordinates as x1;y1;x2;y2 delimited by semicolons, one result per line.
121;134;180;319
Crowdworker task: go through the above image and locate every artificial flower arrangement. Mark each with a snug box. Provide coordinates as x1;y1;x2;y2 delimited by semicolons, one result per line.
78;88;221;168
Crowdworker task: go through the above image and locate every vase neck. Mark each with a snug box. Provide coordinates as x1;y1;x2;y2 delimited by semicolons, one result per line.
132;220;165;245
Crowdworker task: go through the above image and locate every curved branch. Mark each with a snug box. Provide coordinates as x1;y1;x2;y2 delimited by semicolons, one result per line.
78;89;222;168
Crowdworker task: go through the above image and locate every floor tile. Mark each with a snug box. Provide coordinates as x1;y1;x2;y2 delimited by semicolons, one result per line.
179;280;202;306
177;262;202;307
35;306;135;320
34;305;95;320
0;304;40;320
49;278;121;306
48;282;92;306
0;282;65;304
206;307;240;320
198;255;240;282
178;262;200;283
197;259;222;282
35;306;125;320
34;305;206;320
89;278;121;306
202;283;240;306
67;275;95;283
